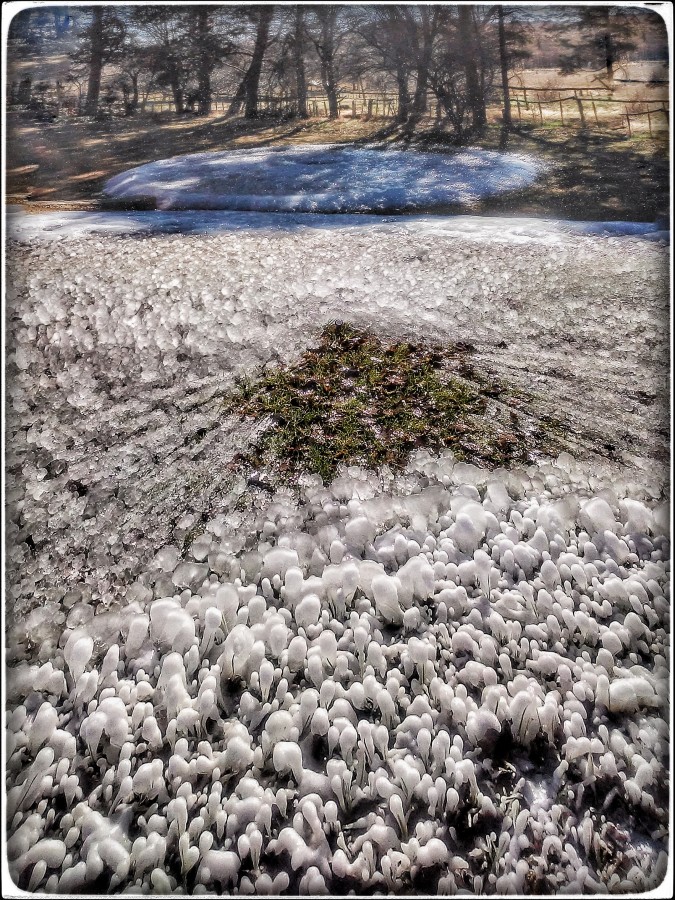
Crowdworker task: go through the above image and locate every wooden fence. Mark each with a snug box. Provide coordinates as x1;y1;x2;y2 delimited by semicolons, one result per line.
508;85;669;136
141;92;420;118
112;87;674;136
9;78;670;137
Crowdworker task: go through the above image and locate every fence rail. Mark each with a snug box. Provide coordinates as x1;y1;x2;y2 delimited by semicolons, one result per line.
509;90;669;135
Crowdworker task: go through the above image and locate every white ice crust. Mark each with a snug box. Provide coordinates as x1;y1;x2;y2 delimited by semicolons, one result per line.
5;194;670;895
7;205;668;244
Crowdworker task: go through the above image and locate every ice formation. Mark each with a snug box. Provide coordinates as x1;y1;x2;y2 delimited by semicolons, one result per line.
8;205;669;245
101;145;546;213
4;215;670;895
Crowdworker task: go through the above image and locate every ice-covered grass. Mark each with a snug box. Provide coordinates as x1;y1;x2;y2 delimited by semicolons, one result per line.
102;144;546;213
4;223;670;895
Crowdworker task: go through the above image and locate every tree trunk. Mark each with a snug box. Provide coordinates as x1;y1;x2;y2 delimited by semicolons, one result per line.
196;8;211;116
395;62;411;123
412;67;428;116
322;59;339;118
316;8;339;119
498;7;512;127
294;6;308;117
129;73;139;114
169;72;184;114
84;8;104;116
458;6;486;130
411;8;433;116
227;76;247;116
603;32;614;78
245;6;274;118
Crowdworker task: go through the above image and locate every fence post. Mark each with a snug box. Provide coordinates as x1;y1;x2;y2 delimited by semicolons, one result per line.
538;101;543;124
647;109;652;137
523;88;528;107
352;99;356;117
559;98;564;124
625;114;631;137
576;96;586;128
516;98;521;121
592;100;598;126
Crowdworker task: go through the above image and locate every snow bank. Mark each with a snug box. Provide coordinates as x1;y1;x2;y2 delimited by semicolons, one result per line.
102;144;546;212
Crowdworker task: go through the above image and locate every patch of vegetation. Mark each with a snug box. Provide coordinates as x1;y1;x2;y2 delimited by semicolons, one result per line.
182;523;204;552
223;322;561;483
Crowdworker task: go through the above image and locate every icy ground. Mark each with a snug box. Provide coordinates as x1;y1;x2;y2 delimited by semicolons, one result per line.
102;145;545;212
4;220;670;895
7;205;669;243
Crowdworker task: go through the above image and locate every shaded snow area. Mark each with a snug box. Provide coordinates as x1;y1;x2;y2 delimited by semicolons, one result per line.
102;145;546;212
5;226;670;896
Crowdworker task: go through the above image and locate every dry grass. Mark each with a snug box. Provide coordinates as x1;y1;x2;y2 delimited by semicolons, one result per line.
509;61;669;97
5;111;388;204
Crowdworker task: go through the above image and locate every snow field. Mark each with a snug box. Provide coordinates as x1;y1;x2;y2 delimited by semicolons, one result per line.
4;225;670;894
102;145;546;213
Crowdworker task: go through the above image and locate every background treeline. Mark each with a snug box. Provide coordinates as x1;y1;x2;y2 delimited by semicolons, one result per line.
7;4;668;136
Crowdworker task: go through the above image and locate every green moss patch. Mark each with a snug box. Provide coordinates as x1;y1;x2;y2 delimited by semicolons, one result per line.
223;322;561;483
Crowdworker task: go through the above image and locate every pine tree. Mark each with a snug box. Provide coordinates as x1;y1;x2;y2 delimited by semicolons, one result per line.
560;7;638;80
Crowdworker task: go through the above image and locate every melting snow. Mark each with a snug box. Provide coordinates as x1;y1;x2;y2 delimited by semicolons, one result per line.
7;206;668;244
102;144;546;212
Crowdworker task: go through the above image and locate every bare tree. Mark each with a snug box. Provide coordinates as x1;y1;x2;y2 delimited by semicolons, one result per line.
353;7;413;123
405;5;446;117
195;7;212;115
293;5;308;118
353;5;449;124
226;6;275;118
307;6;347;119
186;7;235;116
458;5;486;129
497;6;511;127
80;7;126;116
131;7;192;114
84;8;104;116
112;49;147;116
